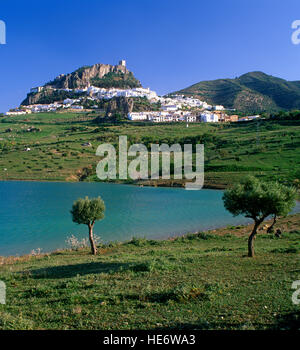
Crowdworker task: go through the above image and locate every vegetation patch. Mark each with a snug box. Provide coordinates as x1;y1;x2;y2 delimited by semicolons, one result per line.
0;214;299;330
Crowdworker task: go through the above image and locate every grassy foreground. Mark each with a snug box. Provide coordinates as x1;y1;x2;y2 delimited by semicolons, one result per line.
0;214;299;330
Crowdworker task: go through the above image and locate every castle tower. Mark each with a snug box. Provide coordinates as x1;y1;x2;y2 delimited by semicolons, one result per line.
119;60;126;67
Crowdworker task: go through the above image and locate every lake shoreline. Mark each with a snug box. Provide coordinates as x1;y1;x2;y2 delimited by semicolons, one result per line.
0;181;237;257
0;177;227;190
1;180;299;257
1;212;299;261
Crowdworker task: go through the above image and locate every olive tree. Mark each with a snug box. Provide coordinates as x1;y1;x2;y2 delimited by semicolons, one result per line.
223;176;296;257
71;196;105;255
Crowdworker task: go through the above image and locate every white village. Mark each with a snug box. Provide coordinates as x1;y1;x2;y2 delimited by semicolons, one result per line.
5;60;260;123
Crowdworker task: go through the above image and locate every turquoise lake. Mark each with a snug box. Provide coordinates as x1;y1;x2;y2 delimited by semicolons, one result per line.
0;181;299;256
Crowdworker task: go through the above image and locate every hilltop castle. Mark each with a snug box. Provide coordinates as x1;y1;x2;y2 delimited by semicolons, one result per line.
119;60;126;67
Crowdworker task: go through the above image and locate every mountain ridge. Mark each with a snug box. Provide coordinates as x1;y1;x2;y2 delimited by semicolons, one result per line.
173;71;300;113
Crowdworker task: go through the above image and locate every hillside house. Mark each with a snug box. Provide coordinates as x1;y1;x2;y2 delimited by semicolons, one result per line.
6;110;27;116
200;112;219;123
161;104;180;112
214;105;225;111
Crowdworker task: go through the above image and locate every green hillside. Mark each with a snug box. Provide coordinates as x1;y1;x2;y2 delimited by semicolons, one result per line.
0;111;300;188
175;72;300;114
90;71;141;89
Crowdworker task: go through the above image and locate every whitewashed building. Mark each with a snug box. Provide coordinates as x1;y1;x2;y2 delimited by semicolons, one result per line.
185;114;197;122
6;110;27;116
214;105;225;111
63;98;81;105
70;105;84;110
202;102;213;110
200;112;219;123
161;104;180;112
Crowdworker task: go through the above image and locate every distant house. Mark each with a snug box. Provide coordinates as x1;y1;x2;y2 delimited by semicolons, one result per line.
63;98;78;105
214;105;225;111
202;102;212;110
70;105;84;110
200;112;219;123
221;114;238;122
246;115;260;120
6;110;27;116
185;114;197;122
228;115;239;122
161;104;180;112
237;115;260;122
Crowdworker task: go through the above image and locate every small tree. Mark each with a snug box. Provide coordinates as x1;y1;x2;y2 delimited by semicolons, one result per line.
71;196;105;255
223;176;296;257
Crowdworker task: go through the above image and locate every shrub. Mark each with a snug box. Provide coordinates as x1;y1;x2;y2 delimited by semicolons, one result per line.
66;234;101;251
127;237;148;247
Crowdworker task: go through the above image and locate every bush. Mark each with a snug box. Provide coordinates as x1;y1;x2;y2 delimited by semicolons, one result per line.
66;234;101;251
127;237;148;247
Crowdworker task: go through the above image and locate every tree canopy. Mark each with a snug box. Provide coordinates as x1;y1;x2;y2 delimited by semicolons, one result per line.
223;176;296;222
222;176;297;257
71;196;105;225
71;196;105;255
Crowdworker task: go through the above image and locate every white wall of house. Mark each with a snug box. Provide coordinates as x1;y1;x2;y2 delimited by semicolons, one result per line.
161;104;180;112
201;112;219;123
6;111;26;116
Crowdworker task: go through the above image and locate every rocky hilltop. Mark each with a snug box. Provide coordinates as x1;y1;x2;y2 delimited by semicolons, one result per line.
22;60;142;105
45;62;141;90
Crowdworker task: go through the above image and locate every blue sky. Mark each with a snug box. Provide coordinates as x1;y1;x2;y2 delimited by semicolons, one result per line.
1;0;300;113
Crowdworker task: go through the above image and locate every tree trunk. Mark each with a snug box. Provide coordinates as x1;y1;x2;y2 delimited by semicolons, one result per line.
248;220;261;257
88;222;97;255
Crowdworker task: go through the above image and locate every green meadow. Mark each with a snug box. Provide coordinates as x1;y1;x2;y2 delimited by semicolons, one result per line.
0;214;299;330
0;112;300;188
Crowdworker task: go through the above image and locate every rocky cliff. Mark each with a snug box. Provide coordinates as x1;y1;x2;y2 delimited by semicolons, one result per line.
21;61;142;106
105;96;134;116
22;88;81;105
46;63;141;90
